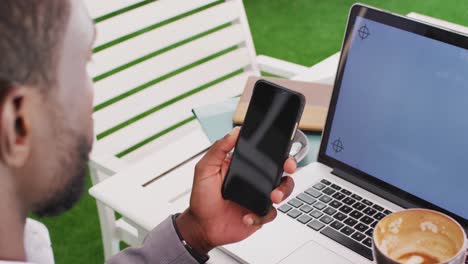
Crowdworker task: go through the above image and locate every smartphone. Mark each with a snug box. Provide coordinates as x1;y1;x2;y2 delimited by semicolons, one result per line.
222;79;305;216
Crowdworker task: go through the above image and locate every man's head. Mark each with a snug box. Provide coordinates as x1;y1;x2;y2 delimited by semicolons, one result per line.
0;0;95;217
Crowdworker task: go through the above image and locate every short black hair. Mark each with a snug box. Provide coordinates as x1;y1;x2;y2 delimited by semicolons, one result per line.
0;0;70;88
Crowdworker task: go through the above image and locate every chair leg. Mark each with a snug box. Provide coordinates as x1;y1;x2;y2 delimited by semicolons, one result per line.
89;166;120;260
96;200;121;259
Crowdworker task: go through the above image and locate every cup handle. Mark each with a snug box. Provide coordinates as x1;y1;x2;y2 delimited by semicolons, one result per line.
289;129;310;163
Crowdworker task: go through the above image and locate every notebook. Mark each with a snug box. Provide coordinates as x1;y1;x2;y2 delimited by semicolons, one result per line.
232;76;333;132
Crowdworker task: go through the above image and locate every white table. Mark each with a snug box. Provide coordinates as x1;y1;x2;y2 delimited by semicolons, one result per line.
89;12;466;263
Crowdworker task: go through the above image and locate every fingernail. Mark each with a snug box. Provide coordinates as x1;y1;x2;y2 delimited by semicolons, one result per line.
229;126;239;135
246;217;254;226
224;129;234;138
277;191;284;201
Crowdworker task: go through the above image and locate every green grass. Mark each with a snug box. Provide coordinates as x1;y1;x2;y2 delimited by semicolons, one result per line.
36;1;467;263
244;0;467;67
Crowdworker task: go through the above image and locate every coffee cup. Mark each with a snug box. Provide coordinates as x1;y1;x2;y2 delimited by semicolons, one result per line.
373;209;467;264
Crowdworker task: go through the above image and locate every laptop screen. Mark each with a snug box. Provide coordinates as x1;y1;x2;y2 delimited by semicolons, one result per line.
322;9;468;220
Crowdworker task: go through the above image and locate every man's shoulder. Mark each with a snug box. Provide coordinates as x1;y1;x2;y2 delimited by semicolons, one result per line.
25;219;50;241
23;218;54;264
0;218;51;264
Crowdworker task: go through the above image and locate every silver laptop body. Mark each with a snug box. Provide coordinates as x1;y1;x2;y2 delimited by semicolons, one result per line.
223;4;468;263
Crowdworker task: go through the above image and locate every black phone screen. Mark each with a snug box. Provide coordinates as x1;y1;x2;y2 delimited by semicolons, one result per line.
222;80;304;216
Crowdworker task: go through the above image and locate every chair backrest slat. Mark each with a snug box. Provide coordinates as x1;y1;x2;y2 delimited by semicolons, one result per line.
84;0;142;20
89;1;240;78
88;0;258;160
94;0;219;48
97;71;250;156
94;47;251;135
93;24;245;106
121;119;205;163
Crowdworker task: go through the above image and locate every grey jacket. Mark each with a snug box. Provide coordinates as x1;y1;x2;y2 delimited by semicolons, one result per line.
106;216;199;264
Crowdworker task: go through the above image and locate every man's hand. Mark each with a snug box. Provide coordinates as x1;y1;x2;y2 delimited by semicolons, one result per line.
176;127;297;255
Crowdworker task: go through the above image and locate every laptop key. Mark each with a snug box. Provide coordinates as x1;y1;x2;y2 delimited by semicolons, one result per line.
362;237;373;248
351;194;362;201
297;214;312;224
320;215;334;224
383;209;393;215
310;210;324;219
319;195;332;203
369;221;377;228
313;202;326;210
330;184;342;190
320;179;331;185
361;216;374;225
305;188;322;198
288;198;303;208
355;223;368;233
300;204;313;213
374;212;386;221
321;227;373;261
331;221;344;230
278;204;292;213
322;187;336;195
340;226;355;236
342;197;356;206
363;207;377;217
339;205;353;214
313;182;326;190
351;231;366;242
332;192;346;201
350;210;364;219
362;199;373;206
330;200;343;208
307;220;325;231
341;189;352;195
287;209;302;219
365;228;374;237
324;207;337;216
297;193;316;205
344;218;358;227
372;204;384;211
333;212;347;221
352;202;366;211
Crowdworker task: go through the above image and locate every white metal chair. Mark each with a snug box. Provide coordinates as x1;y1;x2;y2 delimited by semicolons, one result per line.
84;0;310;259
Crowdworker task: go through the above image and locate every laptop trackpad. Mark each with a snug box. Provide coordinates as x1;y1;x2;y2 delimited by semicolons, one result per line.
279;241;352;264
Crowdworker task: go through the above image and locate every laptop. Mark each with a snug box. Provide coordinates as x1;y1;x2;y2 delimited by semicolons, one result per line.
222;4;468;263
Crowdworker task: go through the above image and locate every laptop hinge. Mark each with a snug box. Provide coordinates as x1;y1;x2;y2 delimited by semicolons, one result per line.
331;168;418;209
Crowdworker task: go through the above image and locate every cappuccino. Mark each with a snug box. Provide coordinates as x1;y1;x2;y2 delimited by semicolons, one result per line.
373;209;466;264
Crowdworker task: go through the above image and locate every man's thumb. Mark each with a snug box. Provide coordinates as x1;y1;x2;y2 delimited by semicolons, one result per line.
196;127;240;171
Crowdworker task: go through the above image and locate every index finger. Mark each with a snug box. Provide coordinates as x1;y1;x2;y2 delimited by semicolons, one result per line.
284;157;297;174
271;176;295;204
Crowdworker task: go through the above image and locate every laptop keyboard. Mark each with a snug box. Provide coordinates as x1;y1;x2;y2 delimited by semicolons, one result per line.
278;179;394;261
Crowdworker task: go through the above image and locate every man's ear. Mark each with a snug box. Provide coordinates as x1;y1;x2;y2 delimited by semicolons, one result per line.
0;87;30;167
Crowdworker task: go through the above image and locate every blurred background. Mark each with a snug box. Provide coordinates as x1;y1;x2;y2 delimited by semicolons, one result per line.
37;1;467;263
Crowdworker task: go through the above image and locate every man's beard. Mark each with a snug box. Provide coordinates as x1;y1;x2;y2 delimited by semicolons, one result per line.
34;136;91;217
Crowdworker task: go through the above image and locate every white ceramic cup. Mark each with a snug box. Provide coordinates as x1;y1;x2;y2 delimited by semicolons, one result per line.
373;209;467;264
289;129;309;163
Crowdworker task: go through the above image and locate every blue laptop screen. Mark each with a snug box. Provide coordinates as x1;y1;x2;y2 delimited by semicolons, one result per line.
326;17;468;219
